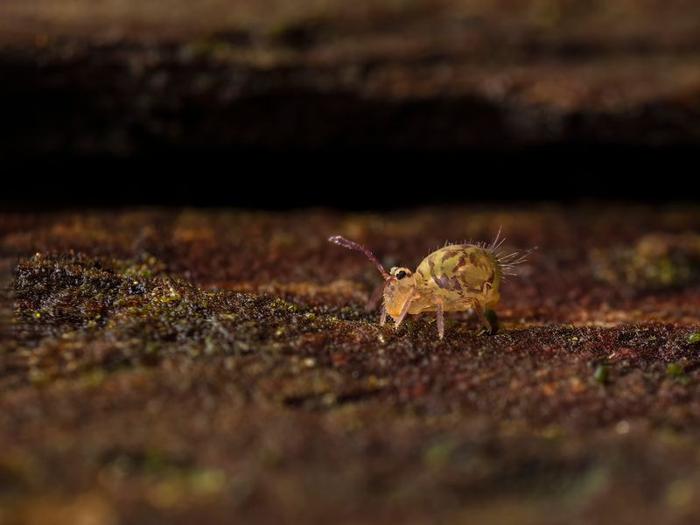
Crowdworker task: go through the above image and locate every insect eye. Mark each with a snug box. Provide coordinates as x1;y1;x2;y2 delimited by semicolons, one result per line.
396;270;407;280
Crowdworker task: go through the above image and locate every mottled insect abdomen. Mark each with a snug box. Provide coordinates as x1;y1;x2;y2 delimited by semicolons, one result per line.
415;245;501;311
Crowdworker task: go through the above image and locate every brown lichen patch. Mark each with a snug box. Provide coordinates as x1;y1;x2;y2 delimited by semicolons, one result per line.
3;206;700;524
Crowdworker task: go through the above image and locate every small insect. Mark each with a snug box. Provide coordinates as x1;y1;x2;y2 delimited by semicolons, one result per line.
328;232;530;339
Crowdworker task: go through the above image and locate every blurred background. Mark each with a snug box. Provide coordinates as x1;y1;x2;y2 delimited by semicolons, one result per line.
1;0;700;207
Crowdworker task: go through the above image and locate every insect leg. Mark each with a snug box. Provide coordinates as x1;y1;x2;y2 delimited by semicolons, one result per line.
485;309;499;334
435;301;445;340
380;305;387;326
472;301;494;335
393;297;414;330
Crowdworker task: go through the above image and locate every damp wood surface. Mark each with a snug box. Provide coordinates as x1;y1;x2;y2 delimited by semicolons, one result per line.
2;206;700;524
4;0;700;153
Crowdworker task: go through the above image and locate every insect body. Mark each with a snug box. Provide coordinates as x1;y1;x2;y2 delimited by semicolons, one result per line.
329;234;528;339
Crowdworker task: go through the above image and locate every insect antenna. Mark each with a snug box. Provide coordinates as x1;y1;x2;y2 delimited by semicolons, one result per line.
328;235;390;280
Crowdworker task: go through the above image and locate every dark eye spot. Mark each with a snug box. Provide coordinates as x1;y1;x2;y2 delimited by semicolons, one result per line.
396;270;407;280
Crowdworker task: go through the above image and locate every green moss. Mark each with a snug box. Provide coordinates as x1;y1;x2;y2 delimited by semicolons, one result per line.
593;364;609;385
12;252;332;382
189;469;227;495
666;362;689;384
79;369;106;388
265;16;324;49
591;233;700;291
423;439;457;468
688;332;700;345
100;448;227;502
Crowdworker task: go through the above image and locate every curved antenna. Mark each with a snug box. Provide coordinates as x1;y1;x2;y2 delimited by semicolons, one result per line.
328;235;390;280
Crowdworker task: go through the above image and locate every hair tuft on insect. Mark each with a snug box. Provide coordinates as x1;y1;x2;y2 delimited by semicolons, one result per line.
495;247;537;278
489;226;507;252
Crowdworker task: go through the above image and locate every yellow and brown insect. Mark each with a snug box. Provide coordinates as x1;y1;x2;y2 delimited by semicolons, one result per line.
329;233;529;339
